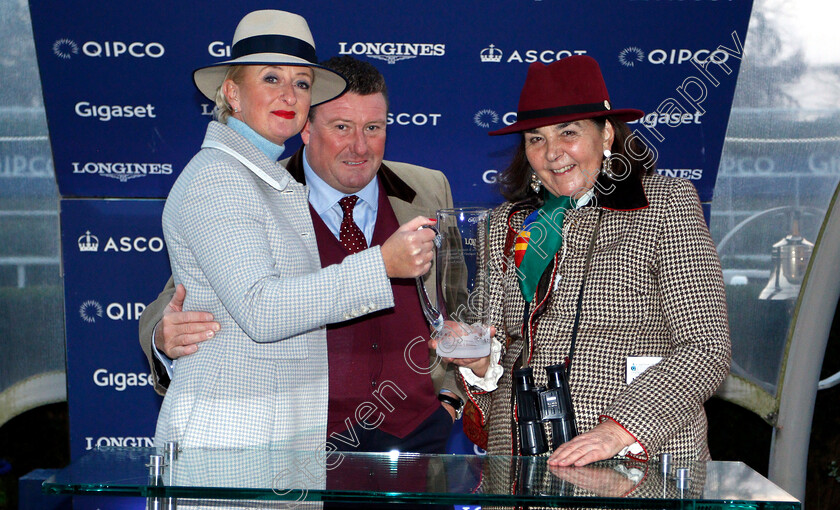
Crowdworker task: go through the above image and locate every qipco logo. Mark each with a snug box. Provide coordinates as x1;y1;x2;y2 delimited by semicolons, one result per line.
647;48;729;65
82;41;165;58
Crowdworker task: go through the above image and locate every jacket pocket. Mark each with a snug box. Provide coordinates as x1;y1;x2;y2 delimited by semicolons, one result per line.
246;335;310;360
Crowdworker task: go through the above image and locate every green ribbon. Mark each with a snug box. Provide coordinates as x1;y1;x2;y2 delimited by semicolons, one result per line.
516;192;573;302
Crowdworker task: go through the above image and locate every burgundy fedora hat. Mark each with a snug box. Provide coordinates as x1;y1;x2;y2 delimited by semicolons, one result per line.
489;55;644;136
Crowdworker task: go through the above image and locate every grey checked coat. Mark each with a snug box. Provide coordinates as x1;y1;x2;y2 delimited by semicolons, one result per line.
155;122;395;449
141;148;462;401
465;173;731;463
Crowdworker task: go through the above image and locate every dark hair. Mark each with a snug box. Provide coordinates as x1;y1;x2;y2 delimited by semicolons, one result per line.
498;116;656;205
309;56;389;120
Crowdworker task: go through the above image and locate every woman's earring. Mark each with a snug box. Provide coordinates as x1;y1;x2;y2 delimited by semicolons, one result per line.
233;107;240;113
600;149;614;179
530;172;542;193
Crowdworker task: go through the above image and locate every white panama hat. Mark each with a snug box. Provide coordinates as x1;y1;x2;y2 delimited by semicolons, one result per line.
193;9;347;106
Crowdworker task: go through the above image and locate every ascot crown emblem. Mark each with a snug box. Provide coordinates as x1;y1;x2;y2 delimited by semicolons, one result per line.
78;231;99;252
480;44;503;63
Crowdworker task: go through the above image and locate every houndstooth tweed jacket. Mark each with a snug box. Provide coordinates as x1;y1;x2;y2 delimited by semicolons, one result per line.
155;121;394;449
465;173;731;462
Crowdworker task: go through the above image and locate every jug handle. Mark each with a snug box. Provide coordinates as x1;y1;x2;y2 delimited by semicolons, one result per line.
415;225;444;332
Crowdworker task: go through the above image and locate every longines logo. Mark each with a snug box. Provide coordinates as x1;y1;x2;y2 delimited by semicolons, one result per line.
72;161;173;183
657;168;703;180
473;109;517;129
480;44;587;64
78;231;165;253
337;42;445;64
86;436;154;450
618;46;731;66
80;300;148;322
79;300;103;323
52;38;164;58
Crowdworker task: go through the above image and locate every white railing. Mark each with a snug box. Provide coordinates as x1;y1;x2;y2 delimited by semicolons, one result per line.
0;256;60;288
0;210;60;288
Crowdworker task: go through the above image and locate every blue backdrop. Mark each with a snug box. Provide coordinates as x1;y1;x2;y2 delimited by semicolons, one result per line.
29;0;753;495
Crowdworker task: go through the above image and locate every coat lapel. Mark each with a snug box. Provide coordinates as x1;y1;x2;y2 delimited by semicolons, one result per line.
284;147;424;224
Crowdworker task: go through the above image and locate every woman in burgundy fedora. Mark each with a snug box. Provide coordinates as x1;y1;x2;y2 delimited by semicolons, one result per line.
446;55;730;467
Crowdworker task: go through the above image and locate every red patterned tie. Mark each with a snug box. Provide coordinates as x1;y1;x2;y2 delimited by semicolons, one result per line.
338;195;368;254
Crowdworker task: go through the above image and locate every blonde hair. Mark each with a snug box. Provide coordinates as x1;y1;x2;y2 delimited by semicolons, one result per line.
213;66;247;123
212;65;316;123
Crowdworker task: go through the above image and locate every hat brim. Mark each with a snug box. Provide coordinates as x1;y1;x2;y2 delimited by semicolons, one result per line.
488;108;645;136
193;54;348;106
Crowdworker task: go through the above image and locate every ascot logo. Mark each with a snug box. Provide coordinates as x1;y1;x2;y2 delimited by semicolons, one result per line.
78;231;99;252
480;45;502;63
480;44;587;64
387;112;442;126
78;232;165;253
72;161;173;183
473;109;517;129
53;38;164;58
79;300;103;323
337;42;445;64
618;46;731;66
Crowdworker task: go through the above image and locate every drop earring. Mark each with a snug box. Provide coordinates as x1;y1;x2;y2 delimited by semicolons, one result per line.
530;171;542;193
600;149;614;179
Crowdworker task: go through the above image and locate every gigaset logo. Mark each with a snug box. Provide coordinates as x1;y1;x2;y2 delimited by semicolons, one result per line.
74;101;157;121
93;369;154;390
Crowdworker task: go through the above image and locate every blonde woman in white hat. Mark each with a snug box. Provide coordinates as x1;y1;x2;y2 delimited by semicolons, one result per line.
155;10;436;451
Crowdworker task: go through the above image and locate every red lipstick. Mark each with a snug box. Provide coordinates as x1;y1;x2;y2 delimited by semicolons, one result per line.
273;110;296;119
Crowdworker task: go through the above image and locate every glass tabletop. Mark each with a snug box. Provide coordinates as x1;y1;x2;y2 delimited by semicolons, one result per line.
43;447;800;508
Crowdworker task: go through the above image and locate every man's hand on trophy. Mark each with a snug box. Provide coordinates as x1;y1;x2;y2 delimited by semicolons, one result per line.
381;216;437;278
